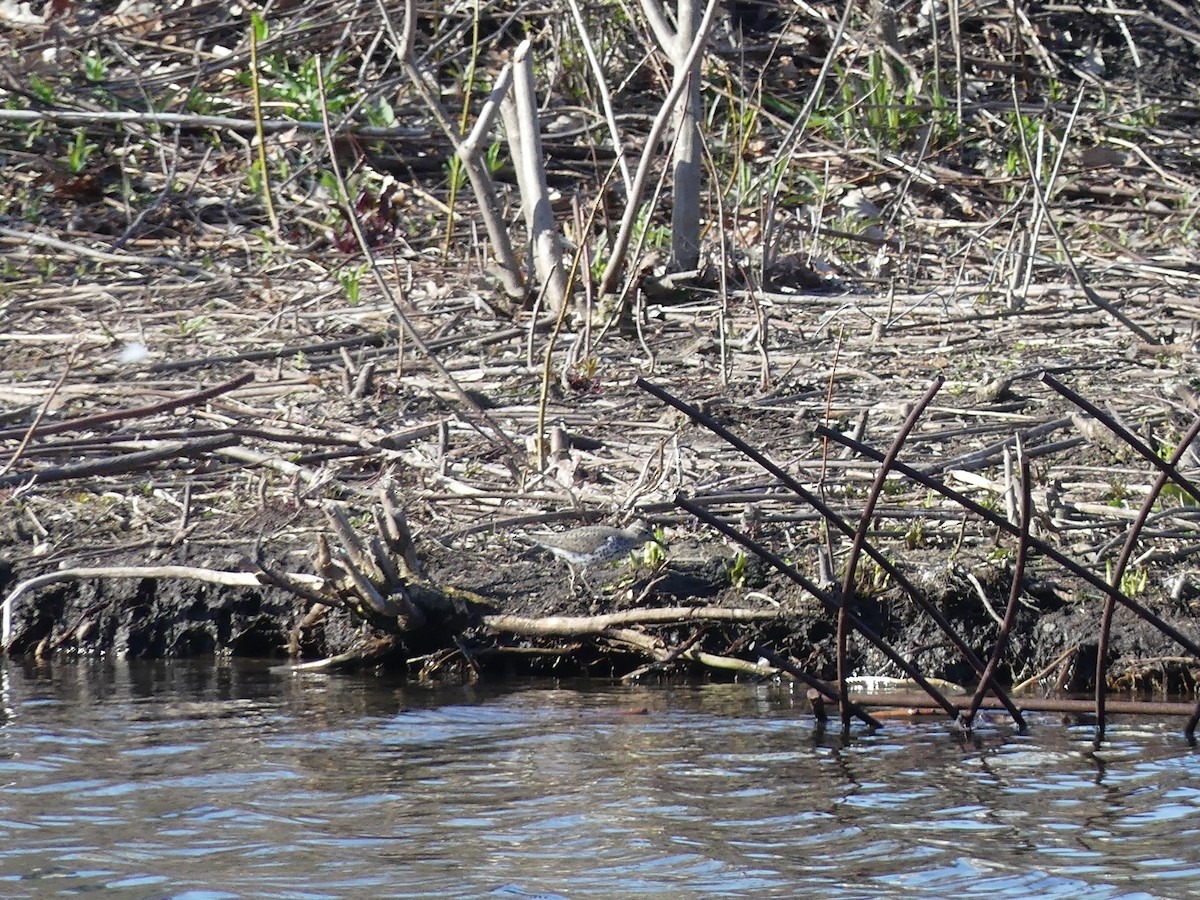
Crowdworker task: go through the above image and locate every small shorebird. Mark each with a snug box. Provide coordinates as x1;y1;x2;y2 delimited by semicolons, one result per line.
530;520;658;591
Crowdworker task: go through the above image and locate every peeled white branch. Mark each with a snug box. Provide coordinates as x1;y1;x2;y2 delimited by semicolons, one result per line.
597;0;719;298
502;40;570;313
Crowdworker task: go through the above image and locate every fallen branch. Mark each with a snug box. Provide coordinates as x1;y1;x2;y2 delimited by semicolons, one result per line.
481;606;778;636
0;434;240;488
278;636;402;672
0;372;255;442
0;224;228;282
0;108;429;138
2;564;322;648
608;626;777;679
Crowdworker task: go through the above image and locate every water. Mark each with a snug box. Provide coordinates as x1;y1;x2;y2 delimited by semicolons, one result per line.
0;660;1198;899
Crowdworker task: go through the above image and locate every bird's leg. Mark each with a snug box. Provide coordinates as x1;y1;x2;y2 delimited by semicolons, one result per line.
579;572;595;595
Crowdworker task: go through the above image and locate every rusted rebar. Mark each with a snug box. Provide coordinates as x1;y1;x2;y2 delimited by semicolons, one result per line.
678;495;961;719
1095;413;1200;738
840;692;1198;719
641;377;1026;727
837;377;943;732
1041;374;1200;738
1043;373;1200;504
962;452;1032;732
819;425;1200;737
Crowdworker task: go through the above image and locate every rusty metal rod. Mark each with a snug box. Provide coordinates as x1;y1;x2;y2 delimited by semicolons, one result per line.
963;452;1032;732
817;427;1200;674
1097;411;1200;737
1043;373;1200;505
1041;374;1200;739
640;377;1022;723
678;494;961;719
838;377;946;732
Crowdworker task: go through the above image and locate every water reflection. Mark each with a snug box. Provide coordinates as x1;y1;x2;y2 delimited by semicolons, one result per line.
0;660;1197;898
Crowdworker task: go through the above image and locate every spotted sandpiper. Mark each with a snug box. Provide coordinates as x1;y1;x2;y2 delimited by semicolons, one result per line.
530;520;659;590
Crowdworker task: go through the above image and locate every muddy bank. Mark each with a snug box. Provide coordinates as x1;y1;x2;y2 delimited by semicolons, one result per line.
3;456;1198;700
0;567;1190;697
3;0;1200;710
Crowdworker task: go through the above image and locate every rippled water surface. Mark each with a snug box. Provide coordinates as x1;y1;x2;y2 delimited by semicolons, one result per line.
1;660;1199;899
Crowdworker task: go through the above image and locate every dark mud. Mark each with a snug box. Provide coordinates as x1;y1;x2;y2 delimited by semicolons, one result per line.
4;0;1200;703
4;489;1196;698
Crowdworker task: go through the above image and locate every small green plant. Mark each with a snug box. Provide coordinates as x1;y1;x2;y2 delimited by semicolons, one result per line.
565;357;603;394
987;546;1013;564
485;139;505;176
904;518;926;550
175;315;208;338
1107;560;1148;598
976;491;1003;515
871;561;891;592
1120;103;1160;129
820;51;932;150
83;51;108;83
728;551;749;589
927;83;962;144
367;96;397;129
184;87;217;115
439;122;504;194
337;263;368;306
631;204;671;252
1000;110;1049;185
444;155;467;191
1160;480;1199;507
1106;479;1130;507
637;530;668;572
66;129;97;174
258;51;353;121
35;256;57;280
246;158;268;198
27;74;56;104
250;10;268;43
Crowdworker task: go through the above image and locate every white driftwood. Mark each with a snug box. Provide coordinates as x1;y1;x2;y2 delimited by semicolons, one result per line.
1;566;323;648
379;0;525;300
597;0;719;298
501;40;570;313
